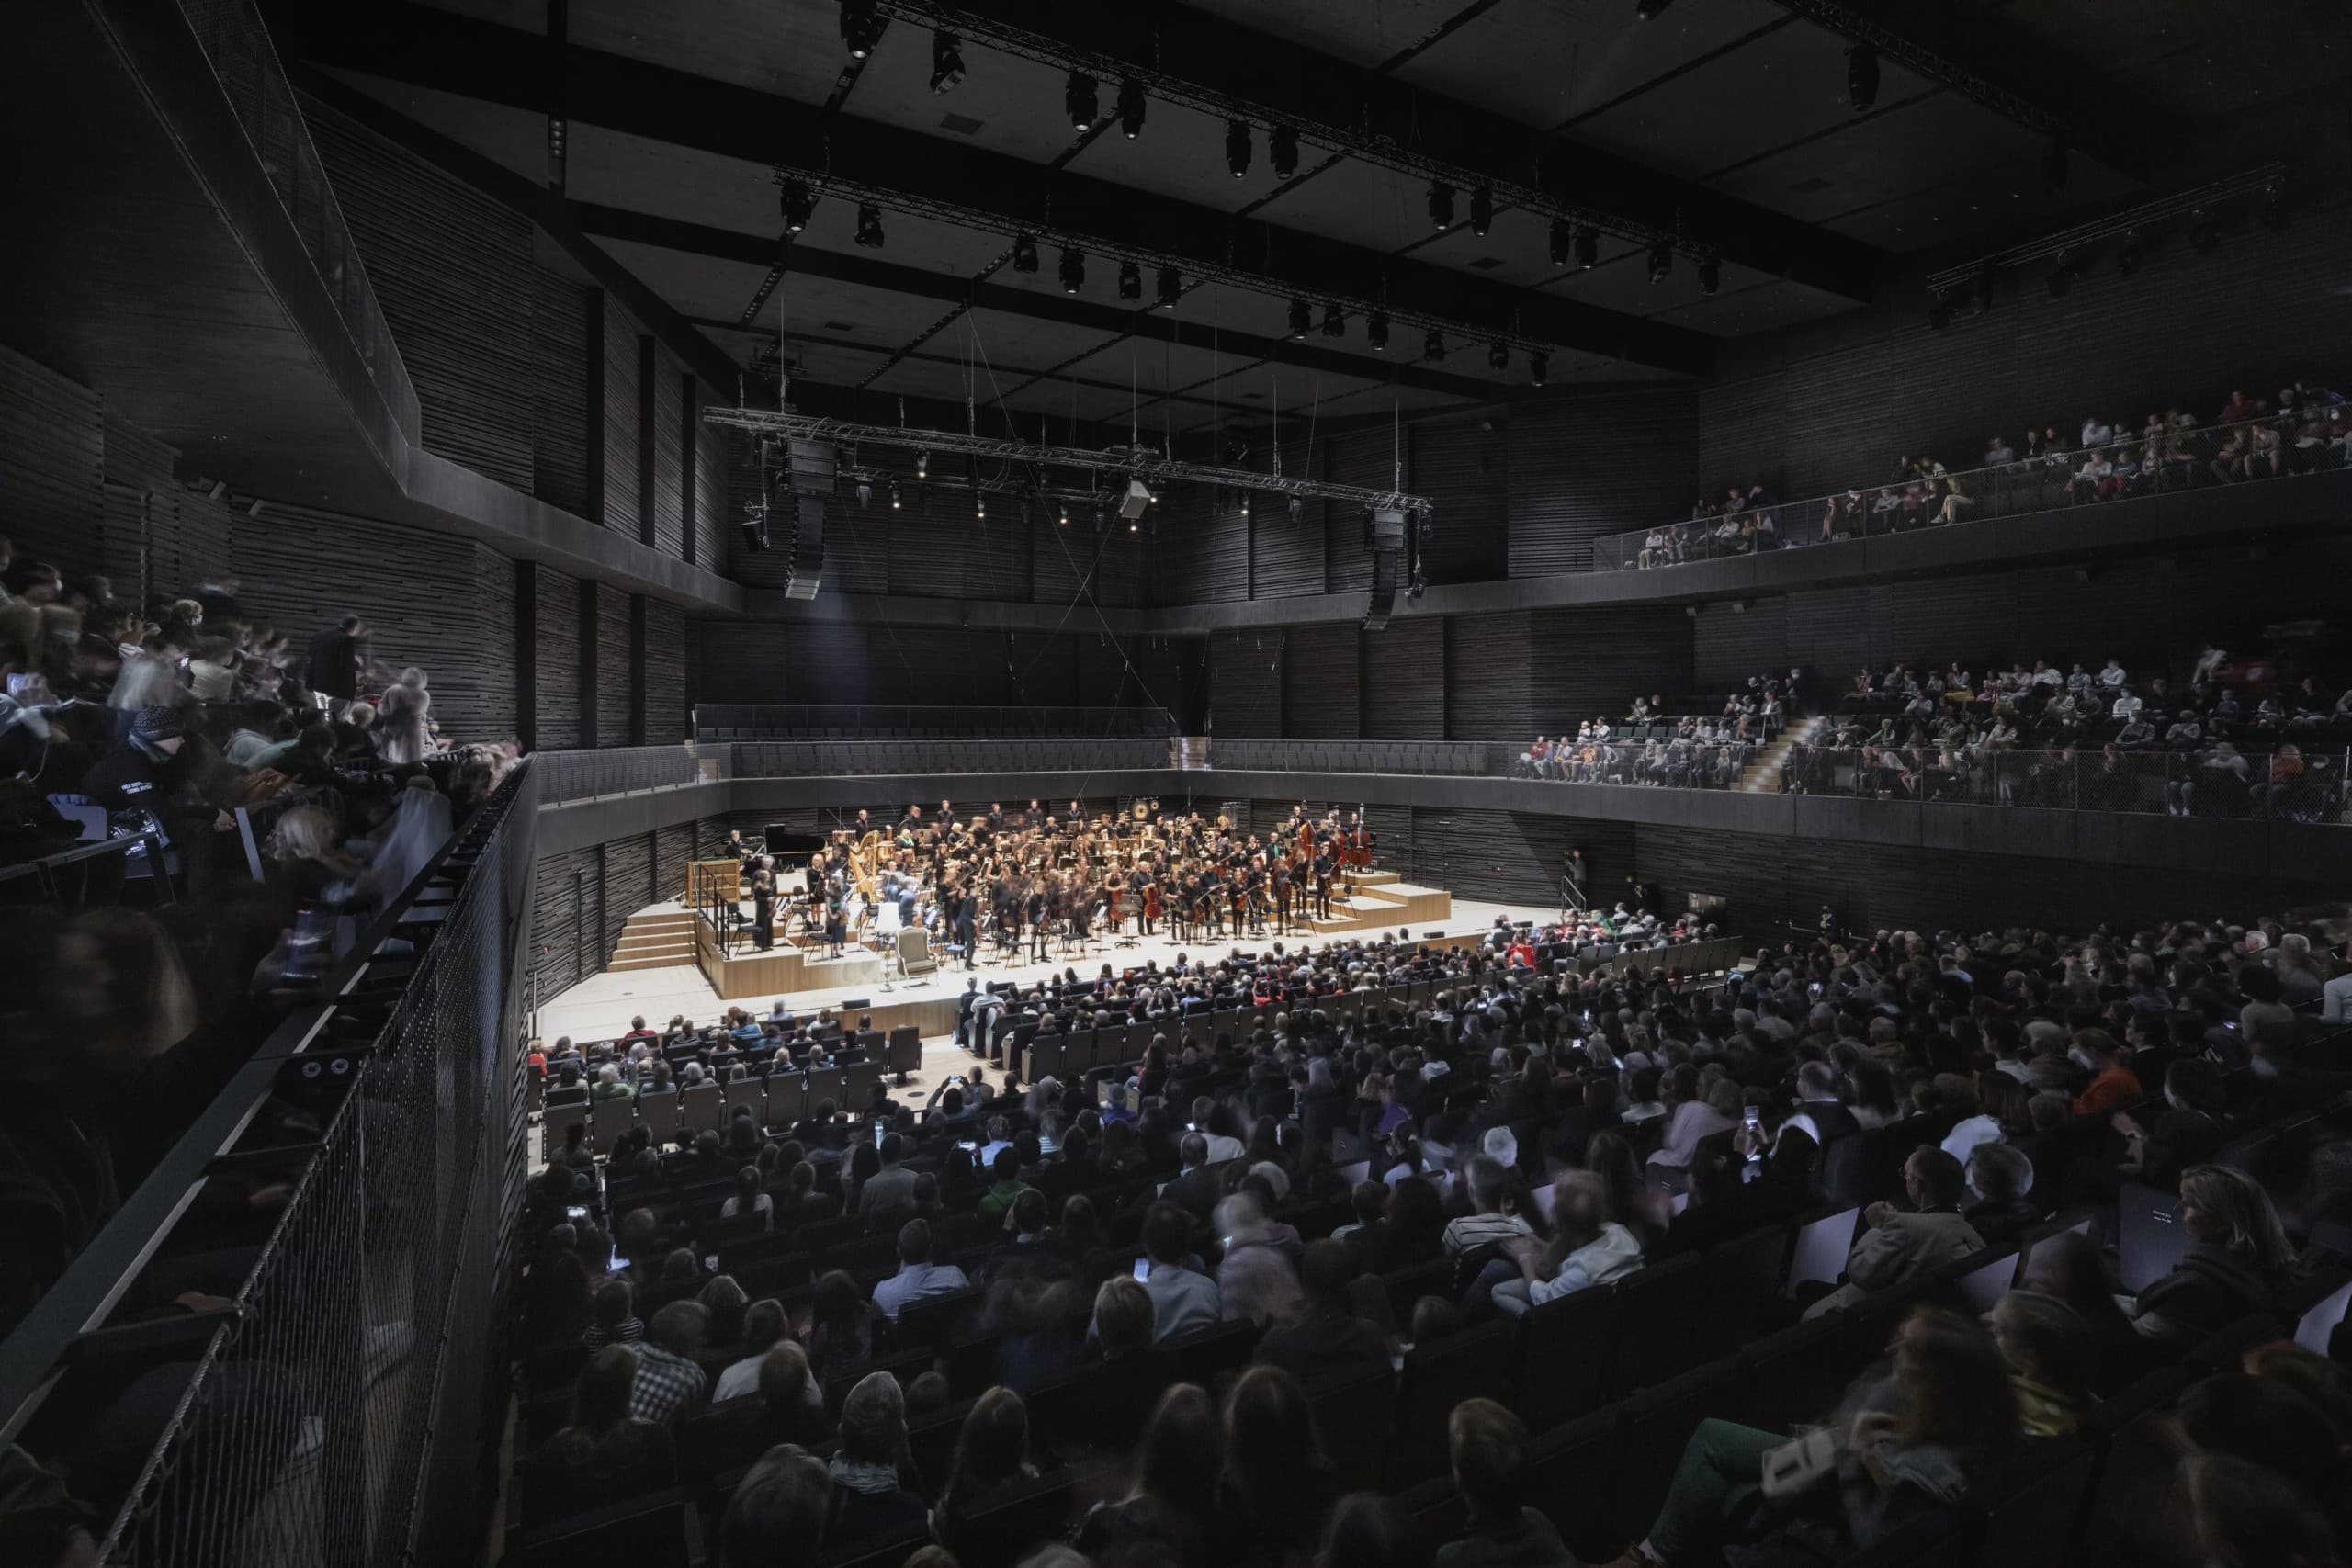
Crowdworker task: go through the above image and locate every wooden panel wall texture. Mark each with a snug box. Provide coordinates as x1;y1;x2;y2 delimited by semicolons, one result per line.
655;823;694;904
531;265;592;517
1323;428;1391;595
1507;389;1700;576
1250;437;1325;599
601;304;642;536
1208;628;1283;738
1529;606;1695;729
307;104;534;493
643;598;687;742
1444;614;1533;740
469;543;520;741
693;386;728;570
594;581;633;742
531;847;595;1002
602;834;656;950
1282;624;1362;739
1700;201;2352;502
0;344;104;578
532;563;584;748
1363;617;1445;739
1412;416;1509;584
1145;488;1249;607
650;344;686;558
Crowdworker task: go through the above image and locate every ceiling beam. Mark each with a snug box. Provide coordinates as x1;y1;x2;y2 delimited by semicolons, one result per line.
1761;0;2166;185
907;0;1881;302
269;2;1713;377
569;202;1515;405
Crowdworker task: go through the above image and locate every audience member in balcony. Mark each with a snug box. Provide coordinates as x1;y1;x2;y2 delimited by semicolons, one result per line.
2128;1165;2295;1347
1804;1148;1984;1319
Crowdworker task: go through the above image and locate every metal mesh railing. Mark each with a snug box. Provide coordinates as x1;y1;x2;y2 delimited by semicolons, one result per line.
1781;743;2350;820
176;0;421;431
729;737;1170;776
534;744;707;803
4;763;537;1568
694;703;1176;739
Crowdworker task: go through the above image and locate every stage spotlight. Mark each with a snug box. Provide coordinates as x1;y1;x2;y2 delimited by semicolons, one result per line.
2041;141;2070;196
1287;299;1311;340
1575;224;1600;270
779;179;813;233
1226;119;1252;178
1012;233;1039;273
1116;76;1146;139
854;203;886;248
916;451;929;478
838;0;881;59
1926;294;1953;331
1066;72;1098;131
1240;493;1251;516
1058;502;1069;525
2117;232;2145;276
1549;216;1571;267
1424;328;1445;362
1698;254;1721;295
889;480;902;510
1647;243;1673;284
1058;247;1085;293
1635;0;1677;17
929;29;965;94
1487;341;1508;371
1529;350;1548;387
1118;260;1142;300
1321;303;1344;337
1469;184;1494;236
1155;265;1182;310
1287;495;1304;520
855;480;872;506
1846;44;1879;111
1366;312;1390;353
975;493;986;518
2046;250;2076;297
1427;180;1455;230
1271;123;1299;180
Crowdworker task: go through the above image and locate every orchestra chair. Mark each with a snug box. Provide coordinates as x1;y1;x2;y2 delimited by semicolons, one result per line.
589;1095;635;1156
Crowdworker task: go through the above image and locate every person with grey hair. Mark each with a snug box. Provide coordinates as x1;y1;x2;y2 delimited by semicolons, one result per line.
589;1061;631;1102
828;1370;929;1540
629;1301;710;1424
719;1441;831;1568
1962;1143;2041;1247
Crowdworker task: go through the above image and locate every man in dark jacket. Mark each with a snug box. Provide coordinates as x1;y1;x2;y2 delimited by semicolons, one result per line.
304;615;366;707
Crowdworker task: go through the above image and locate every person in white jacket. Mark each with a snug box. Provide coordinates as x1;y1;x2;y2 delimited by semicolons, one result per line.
1489;1171;1644;1316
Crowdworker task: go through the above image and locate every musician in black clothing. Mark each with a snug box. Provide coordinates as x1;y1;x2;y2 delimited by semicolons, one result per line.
1201;866;1226;938
749;857;775;951
1311;847;1335;919
1026;884;1050;963
953;886;978;970
1271;860;1293;933
1135;867;1158;937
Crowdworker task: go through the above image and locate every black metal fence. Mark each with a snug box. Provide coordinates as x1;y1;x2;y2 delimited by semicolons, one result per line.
535;744;709;803
695;702;1176;739
0;762;537;1568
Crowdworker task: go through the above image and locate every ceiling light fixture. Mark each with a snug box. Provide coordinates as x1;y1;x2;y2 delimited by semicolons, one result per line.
1225;119;1251;178
889;480;902;509
1065;71;1098;131
854;203;886;248
1115;76;1146;139
838;0;881;59
1548;217;1571;267
1424;328;1445;362
1012;233;1039;273
1487;341;1508;371
1647;243;1673;283
1271;124;1299;180
1058;247;1085;293
1698;254;1721;295
929;29;966;94
1469;185;1494;236
1287;299;1311;340
1575;225;1600;270
1366;312;1389;353
1155;265;1182;310
1427;180;1455;230
1846;44;1879;111
779;179;813;233
1117;259;1142;299
1529;351;1549;387
1321;303;1345;338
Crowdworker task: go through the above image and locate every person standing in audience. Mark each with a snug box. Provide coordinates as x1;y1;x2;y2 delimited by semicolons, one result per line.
304;614;366;711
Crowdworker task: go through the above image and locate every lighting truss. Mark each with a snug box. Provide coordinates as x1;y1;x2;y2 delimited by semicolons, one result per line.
1924;164;2287;298
853;1;1696;264
766;168;1554;358
703;405;1435;516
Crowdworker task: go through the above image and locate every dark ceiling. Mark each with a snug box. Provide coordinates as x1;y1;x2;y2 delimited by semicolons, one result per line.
274;0;2346;436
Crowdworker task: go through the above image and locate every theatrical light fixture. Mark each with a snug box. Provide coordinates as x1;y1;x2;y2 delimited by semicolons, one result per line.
1427;180;1455;230
2046;249;2076;296
1012;233;1038;273
1271;123;1299;180
975;493;986;518
1240;493;1251;516
1065;71;1098;131
838;0;881;59
1529;351;1549;387
928;29;965;94
916;451;929;478
1847;44;1879;111
1926;293;1954;331
2042;141;2071;196
1366;312;1389;353
1287;299;1311;340
1647;243;1673;284
1225;119;1251;179
1698;254;1721;295
740;514;768;551
1469;184;1494;236
1549;217;1571;268
1115;76;1146;139
1118;259;1142;300
889;480;902;509
2117;232;2145;276
1487;342;1508;371
855;480;872;506
1058;503;1069;525
778;179;813;232
1155;265;1182;310
1058;247;1085;293
1575;225;1600;270
1424;328;1445;362
854;203;886;248
1288;496;1304;520
1321;303;1345;338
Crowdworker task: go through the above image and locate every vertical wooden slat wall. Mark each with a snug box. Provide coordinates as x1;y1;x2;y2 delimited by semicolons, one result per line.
601;302;641;535
1506;389;1699;576
643;599;687;742
594;582;631;743
1207;628;1283;738
0;344;104;578
1363;617;1445;739
531;265;592;517
1410;417;1509;584
1281;624;1361;739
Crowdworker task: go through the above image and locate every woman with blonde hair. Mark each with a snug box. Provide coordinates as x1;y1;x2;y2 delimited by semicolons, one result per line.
371;681;431;766
2130;1164;2296;1345
268;804;359;906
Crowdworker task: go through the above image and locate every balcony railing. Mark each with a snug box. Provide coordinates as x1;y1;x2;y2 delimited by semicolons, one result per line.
536;744;710;803
695;704;1176;740
1781;744;2348;820
1594;410;2350;571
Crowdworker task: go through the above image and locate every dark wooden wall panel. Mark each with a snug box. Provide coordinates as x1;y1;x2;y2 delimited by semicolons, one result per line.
691;621;790;705
1363;616;1445;738
655;823;694;904
1507;389;1698;576
594;581;631;741
1411;417;1509;584
532;265;592;517
1282;624;1361;739
1529;606;1694;728
1250;436;1325;599
1145;488;1248;606
643;598;687;742
532;846;595;1002
601;302;641;535
1209;628;1283;738
692;386;728;569
1691;599;1790;691
1007;630;1077;709
470;543;519;741
1444;613;1532;739
534;562;584;749
650;344;686;557
0;344;104;579
1408;808;1634;908
601;833;654;953
1324;429;1391;594
308;103;534;492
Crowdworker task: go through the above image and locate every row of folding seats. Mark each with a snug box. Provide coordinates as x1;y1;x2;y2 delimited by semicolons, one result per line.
542;1035;920;1157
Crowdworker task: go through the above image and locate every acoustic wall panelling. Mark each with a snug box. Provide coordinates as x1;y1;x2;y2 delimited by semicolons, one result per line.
1407;808;1629;907
601;300;642;535
594;581;631;744
1410;416;1509;584
1144;485;1248;606
305;103;535;492
889;479;1030;600
1208;628;1283;738
470;543;520;741
1528;607;1694;726
1506;389;1699;576
692;381;727;570
532;266;593;517
723;428;792;590
600;833;653;960
1363;616;1445;738
1007;631;1079;710
649;341;684;555
687;622;789;706
533;561;584;749
0;344;104;579
1249;436;1325;599
655;822;694;904
643;598;687;743
628;593;649;743
531;846;594;1002
1282;623;1361;739
1699;202;2352;501
1443;614;1533;740
1324;427;1391;594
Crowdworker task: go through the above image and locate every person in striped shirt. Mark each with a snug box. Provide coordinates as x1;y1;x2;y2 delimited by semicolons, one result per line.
1442;1156;1533;1256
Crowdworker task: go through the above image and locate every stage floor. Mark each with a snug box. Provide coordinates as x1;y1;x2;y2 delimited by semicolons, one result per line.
536;894;1555;1116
